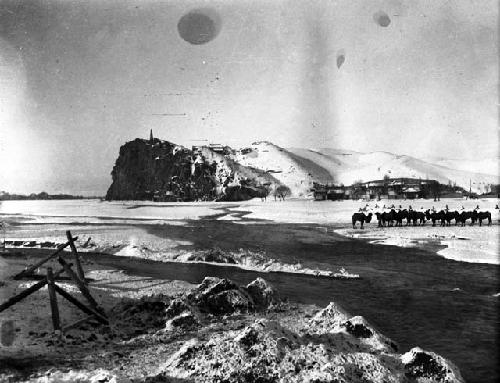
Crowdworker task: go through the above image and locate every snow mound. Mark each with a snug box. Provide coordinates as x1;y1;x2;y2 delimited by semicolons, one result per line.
158;302;462;383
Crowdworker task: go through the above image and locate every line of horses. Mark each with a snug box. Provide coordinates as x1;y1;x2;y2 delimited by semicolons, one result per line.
352;209;493;229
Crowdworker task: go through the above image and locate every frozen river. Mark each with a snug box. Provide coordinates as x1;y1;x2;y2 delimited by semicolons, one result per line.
0;198;499;383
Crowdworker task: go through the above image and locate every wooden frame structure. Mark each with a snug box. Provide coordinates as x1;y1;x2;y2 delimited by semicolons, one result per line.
0;231;108;332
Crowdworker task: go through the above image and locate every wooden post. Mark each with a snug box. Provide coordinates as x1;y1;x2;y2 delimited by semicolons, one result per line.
13;238;77;280
0;267;67;313
46;267;60;331
54;285;108;325
57;256;104;315
66;231;85;283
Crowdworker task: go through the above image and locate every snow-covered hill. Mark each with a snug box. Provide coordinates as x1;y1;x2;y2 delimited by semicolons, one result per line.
421;156;499;177
227;144;498;196
228;141;334;197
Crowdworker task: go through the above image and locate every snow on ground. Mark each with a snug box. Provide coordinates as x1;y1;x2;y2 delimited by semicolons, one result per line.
0;199;230;221
1;198;499;265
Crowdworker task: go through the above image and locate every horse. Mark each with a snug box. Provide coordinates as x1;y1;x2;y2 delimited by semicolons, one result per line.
476;211;492;226
352;212;373;229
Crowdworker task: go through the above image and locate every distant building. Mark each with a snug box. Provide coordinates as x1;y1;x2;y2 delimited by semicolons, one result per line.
312;177;442;201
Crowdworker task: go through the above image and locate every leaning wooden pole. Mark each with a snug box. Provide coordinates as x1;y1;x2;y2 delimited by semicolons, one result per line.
57;256;104;315
66;230;85;283
0;267;67;313
54;285;108;325
46;267;61;331
13;238;77;280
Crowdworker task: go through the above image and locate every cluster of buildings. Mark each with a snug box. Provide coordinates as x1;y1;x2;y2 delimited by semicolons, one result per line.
311;178;446;201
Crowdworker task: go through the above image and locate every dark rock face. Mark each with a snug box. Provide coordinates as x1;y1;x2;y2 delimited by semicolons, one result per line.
341;316;373;338
188;277;254;315
246;277;280;309
186;277;280;315
165;298;191;319
166;312;199;331
105;137;273;202
402;347;463;381
106;138;217;201
216;185;268;202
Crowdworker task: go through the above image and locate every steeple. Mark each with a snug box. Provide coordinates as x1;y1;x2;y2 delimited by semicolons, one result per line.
149;129;154;144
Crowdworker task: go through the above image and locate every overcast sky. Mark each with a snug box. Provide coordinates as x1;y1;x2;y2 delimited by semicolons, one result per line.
0;0;498;195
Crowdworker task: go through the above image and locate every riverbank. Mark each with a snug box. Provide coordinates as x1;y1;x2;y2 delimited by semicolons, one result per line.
1;250;464;382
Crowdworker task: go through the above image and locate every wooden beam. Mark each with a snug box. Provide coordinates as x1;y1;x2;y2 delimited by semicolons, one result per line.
66;231;85;283
0;267;67;313
61;315;94;332
46;267;61;331
13;238;77;280
57;256;105;315
54;285;108;325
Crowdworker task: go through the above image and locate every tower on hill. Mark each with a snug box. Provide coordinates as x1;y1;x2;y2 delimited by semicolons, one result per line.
149;129;154;144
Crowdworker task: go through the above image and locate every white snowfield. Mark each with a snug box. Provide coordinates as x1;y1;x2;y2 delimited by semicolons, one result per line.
1;198;498;265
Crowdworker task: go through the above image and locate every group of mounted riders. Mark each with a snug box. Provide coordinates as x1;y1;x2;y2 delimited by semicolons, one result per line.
352;203;497;229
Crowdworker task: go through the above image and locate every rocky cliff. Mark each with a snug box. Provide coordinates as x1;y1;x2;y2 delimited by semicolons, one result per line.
105;138;278;201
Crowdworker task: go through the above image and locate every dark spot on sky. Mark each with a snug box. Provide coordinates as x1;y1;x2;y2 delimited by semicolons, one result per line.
336;50;345;69
177;9;221;45
373;11;391;27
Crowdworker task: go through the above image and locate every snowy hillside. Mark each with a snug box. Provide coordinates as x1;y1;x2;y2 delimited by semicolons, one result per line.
422;156;499;177
248;147;500;196
228;142;334;197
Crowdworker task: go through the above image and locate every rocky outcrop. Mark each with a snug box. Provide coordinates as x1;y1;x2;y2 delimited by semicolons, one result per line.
246;277;280;309
186;277;255;315
106;138;217;201
401;347;464;382
162;277;280;331
158;298;464;383
105;137;277;201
